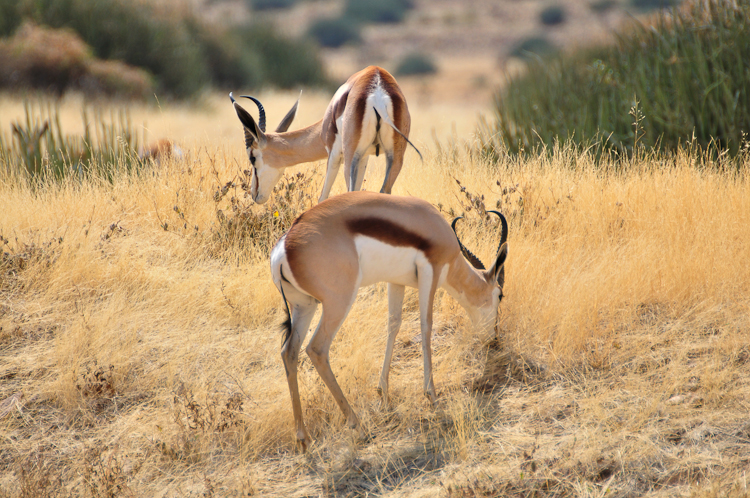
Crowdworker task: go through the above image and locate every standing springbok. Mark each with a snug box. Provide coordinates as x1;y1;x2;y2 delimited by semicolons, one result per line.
270;191;508;450
230;66;421;204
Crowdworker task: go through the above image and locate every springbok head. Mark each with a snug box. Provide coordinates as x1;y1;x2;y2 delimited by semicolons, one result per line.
451;210;509;333
230;92;300;204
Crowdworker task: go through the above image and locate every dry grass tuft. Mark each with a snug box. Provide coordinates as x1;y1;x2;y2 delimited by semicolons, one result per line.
1;97;749;496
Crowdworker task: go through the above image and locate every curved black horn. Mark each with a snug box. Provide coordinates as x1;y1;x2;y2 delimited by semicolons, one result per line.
228;92;236;104
240;95;266;132
487;210;508;252
451;216;486;270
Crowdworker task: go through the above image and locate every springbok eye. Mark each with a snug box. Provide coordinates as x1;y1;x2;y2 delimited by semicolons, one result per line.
250;154;256;165
498;290;504;303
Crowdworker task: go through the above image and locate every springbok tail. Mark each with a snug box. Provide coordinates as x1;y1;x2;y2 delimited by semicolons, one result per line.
372;107;423;162
279;266;293;346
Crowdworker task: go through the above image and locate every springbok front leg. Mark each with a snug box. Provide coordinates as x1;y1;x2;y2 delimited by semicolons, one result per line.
305;293;361;431
281;299;318;450
378;283;405;404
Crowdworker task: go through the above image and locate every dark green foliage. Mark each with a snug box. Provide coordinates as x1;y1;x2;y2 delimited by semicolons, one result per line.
590;0;618;13
0;22;154;98
248;0;297;10
0;0;22;37
484;1;750;158
540;5;566;26
18;0;209;98
344;0;413;24
237;24;328;89
629;0;679;11
307;17;361;48
510;36;559;60
0;0;329;98
395;52;438;76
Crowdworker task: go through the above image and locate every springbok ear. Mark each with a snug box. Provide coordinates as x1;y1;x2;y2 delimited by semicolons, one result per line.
276;91;301;133
37;121;49;139
232;101;265;148
490;242;508;287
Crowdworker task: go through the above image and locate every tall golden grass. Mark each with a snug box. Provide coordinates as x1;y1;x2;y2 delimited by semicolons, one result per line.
1;93;749;496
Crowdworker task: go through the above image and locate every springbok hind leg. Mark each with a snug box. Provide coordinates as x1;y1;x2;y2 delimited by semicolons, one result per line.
281;301;318;451
417;264;439;405
378;283;405;404
306;294;361;431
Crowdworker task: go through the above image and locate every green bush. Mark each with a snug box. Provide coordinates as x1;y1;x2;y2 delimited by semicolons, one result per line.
248;0;298;10
307;17;361;48
540;5;566;25
12;0;207;98
0;0;330;98
344;0;413;24
0;22;153;98
483;1;750;158
510;36;559;60
394;52;437;76
629;0;679;11
590;0;618;13
237;24;328;89
0;0;22;37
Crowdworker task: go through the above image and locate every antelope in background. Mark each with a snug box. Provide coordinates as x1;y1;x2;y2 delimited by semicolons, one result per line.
138;138;184;165
230;66;421;204
270;191;508;450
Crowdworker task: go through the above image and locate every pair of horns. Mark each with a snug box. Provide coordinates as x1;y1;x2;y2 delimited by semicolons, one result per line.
451;210;508;270
229;92;266;132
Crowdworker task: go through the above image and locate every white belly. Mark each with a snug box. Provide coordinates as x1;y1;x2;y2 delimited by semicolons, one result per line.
354;235;423;288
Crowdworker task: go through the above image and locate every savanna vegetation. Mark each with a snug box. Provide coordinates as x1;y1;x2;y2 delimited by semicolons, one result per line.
1;0;749;496
487;1;750;157
0;0;329;98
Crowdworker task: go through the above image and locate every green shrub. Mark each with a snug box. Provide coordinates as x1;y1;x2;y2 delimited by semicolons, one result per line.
0;22;154;98
344;0;413;24
0;0;22;37
237;24;328;89
0;0;329;98
509;36;559;60
540;5;566;25
629;0;679;11
590;0;618;13
15;0;208;98
248;0;298;10
484;0;750;158
394;52;437;76
307;17;361;48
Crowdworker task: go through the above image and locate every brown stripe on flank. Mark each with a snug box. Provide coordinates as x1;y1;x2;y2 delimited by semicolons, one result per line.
347;217;432;255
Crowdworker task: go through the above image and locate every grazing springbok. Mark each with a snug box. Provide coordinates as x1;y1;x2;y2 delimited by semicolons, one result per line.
138;138;184;165
230;66;421;204
270;191;508;450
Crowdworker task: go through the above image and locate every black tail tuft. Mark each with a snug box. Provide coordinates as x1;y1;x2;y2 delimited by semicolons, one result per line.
280;311;292;347
279;265;293;347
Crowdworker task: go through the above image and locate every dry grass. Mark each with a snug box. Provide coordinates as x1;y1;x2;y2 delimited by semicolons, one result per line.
1;92;750;497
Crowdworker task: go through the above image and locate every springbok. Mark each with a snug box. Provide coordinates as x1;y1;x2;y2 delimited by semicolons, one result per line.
230;66;421;204
270;191;508;450
138;138;184;165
